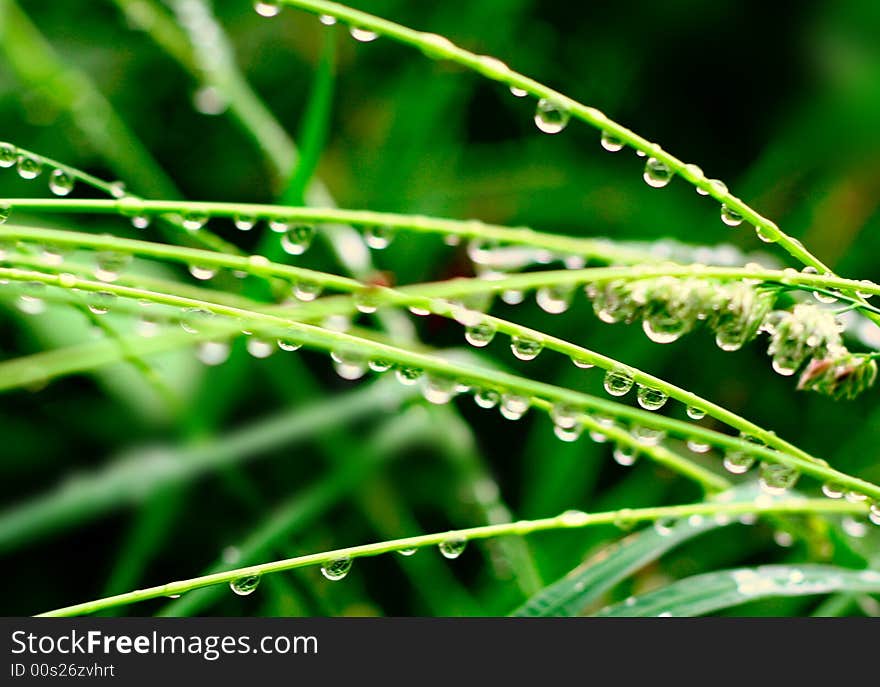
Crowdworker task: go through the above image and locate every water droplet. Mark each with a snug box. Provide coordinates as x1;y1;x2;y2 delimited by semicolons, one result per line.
0;202;10;224
759;462;800;495
613;444;637;466
397;547;417;556
246;338;274;359
600;131;624;152
188;264;216;281
755;226;776;243
0;142;16;167
395;366;423;386
364;225;394;250
180;308;212;334
501;289;525;305
510;336;543;361
642;317;687;344
499;393;530;420
423;377;456;405
267;217;289;233
16;154;41;180
195;341;230;366
354;291;379;314
438;537;467;559
333;353;367;381
771;354;799;377
281;225;315;255
869;502;880;526
182;212;207;231
293;280;322;302
254;1;281;17
536;285;573;314
632;425;665;445
107;181;126;198
715;326;746;352
319;14;337;26
192;85;228;115
686;439;711;454
278;338;302;352
509;85;528;97
234;214;257;231
350;26;378;42
48;169;74;196
554;423;583;442
603;369;634;396
474;388;500;409
16;294;45;315
229;575;260;595
807;271;838;304
636;385;668;411
654;518;676;536
571;356;594;369
550;404;580;430
130;215;150;229
821;482;844;499
720;204;743;227
320;557;352;581
643;157;673;188
464;321;496;347
94;251;131;283
534;98;570;134
842;516;867;538
87;291;115;315
845;491;868;503
686;405;706;420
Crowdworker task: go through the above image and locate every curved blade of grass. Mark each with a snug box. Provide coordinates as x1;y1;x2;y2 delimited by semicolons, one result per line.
7;263;880;498
0;241;864;480
1;202;654;266
510;484;761;617
274;3;827;278
0;266;731;492
278;0;880;330
36;496;868;617
595;565;880;617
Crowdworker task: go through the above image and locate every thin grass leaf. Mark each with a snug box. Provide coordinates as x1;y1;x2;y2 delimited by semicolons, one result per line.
595;565;880;617
510;484;764;617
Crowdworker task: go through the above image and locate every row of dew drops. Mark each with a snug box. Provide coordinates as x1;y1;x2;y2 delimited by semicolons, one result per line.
0;141;396;256
225;485;877;596
8;243;879;523
4;145;876;523
227;538;466;596
202;312;878;528
0;143;76;201
248;3;775;242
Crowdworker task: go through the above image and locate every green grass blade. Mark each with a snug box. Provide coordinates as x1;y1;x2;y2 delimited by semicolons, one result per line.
596;565;880;617
510;484;762;617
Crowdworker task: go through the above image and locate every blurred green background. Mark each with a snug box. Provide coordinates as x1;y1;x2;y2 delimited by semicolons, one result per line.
1;0;879;616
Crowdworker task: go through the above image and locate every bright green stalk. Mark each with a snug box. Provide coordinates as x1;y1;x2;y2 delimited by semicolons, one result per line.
0;200;652;265
0;227;869;475
6;264;880;498
0;241;867;481
274;1;826;275
0;265;726;492
277;0;880;330
4;225;879;304
37;496;869;617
